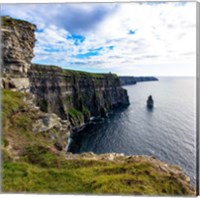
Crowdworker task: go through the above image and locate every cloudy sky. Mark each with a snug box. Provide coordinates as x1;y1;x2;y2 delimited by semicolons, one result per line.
2;2;196;76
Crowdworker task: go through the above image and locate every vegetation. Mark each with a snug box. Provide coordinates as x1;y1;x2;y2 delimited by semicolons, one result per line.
3;89;27;120
2;89;56;157
82;106;91;122
68;107;84;127
1;16;13;27
31;63;118;79
2;89;195;195
31;64;61;72
1;16;33;27
2;89;29;133
68;108;83;119
68;105;90;124
3;155;194;195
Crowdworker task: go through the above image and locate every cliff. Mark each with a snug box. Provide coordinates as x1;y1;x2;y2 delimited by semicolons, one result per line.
119;76;158;86
28;64;129;125
134;76;158;82
1;16;129;129
119;76;137;86
1;16;36;91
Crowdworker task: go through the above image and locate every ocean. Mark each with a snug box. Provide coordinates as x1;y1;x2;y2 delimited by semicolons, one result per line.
68;77;196;185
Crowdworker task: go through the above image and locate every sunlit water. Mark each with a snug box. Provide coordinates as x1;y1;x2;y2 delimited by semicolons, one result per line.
68;77;196;185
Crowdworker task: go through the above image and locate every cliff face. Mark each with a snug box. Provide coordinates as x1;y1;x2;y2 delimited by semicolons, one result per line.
2;16;36;91
28;64;129;124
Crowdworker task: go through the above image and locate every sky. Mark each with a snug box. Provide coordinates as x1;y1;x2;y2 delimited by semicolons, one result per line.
1;2;196;76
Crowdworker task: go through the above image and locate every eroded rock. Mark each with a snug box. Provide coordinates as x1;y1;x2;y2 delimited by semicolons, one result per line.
2;16;36;91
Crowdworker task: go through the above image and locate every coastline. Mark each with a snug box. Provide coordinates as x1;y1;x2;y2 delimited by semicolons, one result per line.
1;16;196;195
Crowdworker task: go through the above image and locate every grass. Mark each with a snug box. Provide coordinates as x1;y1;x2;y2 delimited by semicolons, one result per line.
68;108;83;119
2;158;193;195
68;107;84;127
2;89;27;121
31;63;118;79
1;89;195;195
2;89;57;158
1;16;34;27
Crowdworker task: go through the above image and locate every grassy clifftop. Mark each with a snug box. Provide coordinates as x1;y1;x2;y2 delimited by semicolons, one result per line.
2;89;195;195
30;63;118;78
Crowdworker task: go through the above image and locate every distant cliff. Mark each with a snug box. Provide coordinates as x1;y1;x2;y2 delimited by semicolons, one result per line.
134;76;158;82
119;76;158;86
119;76;137;86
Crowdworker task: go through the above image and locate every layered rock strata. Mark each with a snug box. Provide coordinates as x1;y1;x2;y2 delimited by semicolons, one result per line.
2;16;36;91
28;64;129;124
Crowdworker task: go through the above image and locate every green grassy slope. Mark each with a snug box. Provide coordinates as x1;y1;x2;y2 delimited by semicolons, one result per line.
31;63;118;78
2;89;195;195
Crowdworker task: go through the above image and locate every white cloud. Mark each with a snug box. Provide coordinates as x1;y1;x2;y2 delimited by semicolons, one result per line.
2;2;196;76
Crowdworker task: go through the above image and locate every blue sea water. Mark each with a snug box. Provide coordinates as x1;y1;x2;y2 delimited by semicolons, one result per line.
68;77;196;185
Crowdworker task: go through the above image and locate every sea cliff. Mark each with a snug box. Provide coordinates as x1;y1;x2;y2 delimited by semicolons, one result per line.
1;16;195;195
2;16;129;129
119;76;158;86
28;64;129;123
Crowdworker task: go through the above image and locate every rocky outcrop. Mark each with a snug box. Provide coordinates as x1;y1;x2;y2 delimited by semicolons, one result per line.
32;113;71;150
119;76;158;86
1;16;36;91
28;64;130;125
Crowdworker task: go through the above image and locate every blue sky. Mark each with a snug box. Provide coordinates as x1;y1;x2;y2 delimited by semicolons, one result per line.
1;2;196;76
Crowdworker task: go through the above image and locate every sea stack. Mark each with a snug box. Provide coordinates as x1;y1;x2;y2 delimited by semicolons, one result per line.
147;95;154;108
